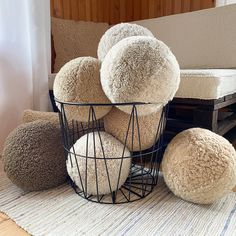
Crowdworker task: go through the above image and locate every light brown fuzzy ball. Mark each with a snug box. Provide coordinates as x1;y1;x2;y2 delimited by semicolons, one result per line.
162;128;236;204
2;121;67;191
53;57;111;122
104;107;162;151
22;109;87;132
22;110;59;125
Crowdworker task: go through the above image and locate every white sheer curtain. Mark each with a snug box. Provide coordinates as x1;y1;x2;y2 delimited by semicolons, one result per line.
0;0;51;151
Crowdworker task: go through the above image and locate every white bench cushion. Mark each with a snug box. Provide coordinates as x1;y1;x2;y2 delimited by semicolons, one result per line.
176;69;236;99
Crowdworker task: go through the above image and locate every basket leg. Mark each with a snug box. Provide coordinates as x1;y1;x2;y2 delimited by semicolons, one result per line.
112;191;116;203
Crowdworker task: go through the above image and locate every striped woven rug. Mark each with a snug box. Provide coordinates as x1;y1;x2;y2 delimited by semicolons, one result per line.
0;160;236;236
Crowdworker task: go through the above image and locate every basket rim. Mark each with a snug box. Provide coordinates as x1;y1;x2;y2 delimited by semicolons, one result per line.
66;145;164;160
54;97;163;107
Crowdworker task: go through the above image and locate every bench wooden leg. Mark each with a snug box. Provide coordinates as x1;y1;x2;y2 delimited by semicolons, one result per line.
193;108;218;132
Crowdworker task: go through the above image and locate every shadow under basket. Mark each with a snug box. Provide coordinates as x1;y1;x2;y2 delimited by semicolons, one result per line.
56;98;168;204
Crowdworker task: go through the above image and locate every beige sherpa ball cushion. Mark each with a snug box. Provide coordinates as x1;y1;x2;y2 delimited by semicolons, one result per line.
2;121;67;191
22;109;83;130
53;57;111;122
104;107;162;151
100;36;180;116
23;110;59;125
97;23;154;61
162;128;236;204
67;131;131;195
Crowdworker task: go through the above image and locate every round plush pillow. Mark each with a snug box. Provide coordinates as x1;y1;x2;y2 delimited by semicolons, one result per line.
97;23;154;61
162;128;236;204
100;36;180;115
23;110;60;126
104;107;162;151
2;121;67;191
67;131;131;195
53;57;111;122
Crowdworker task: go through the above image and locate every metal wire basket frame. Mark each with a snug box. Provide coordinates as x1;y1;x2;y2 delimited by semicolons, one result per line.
56;98;168;204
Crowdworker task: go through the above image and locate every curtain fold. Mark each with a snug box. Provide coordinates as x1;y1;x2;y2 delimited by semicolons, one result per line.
0;0;51;151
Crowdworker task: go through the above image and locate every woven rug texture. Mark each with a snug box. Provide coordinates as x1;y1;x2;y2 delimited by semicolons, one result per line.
0;160;236;236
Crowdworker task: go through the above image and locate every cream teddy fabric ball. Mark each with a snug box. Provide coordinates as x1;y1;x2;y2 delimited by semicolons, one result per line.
53;57;111;122
104;107;162;151
100;36;180;115
97;23;154;61
162;128;236;204
67;131;131;195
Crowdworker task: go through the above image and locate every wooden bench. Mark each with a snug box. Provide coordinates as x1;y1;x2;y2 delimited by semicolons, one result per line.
165;93;236;142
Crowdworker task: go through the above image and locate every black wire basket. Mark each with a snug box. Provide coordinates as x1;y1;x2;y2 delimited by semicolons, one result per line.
56;98;168;204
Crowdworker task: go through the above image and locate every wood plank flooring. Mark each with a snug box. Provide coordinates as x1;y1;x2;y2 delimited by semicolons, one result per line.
0;212;29;236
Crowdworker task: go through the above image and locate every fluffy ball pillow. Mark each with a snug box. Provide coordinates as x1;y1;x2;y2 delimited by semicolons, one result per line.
104;107;162;151
23;110;60;126
97;23;154;61
2;121;67;191
67;131;131;195
53;57;111;122
162;128;236;204
22;109;80;130
100;36;180;115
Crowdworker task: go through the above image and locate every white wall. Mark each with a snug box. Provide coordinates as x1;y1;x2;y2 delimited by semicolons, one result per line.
135;4;236;69
216;0;236;6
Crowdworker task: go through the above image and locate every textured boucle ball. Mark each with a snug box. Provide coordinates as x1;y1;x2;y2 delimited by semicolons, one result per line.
53;57;111;122
162;128;236;204
67;131;131;195
97;23;154;61
2;121;67;191
22;109;90;137
23;110;59;125
100;36;180;115
104;107;162;151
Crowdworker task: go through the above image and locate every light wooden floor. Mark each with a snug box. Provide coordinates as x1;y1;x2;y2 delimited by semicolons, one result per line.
0;212;29;236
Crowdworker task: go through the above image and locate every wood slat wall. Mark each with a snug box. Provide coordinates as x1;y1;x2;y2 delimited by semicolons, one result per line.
51;0;215;24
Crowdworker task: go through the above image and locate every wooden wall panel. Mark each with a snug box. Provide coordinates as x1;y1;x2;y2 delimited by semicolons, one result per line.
51;0;215;24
